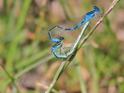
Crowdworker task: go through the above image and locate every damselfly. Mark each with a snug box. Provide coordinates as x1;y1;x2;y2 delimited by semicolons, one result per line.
49;6;100;32
48;6;100;60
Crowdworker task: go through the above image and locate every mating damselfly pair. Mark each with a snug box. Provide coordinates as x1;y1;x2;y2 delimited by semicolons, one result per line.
48;6;101;60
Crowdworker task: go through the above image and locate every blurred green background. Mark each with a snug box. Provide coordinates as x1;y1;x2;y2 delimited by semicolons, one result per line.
0;0;124;93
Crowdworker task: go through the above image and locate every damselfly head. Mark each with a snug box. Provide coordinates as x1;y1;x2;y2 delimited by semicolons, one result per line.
93;6;101;19
58;36;64;41
93;6;100;14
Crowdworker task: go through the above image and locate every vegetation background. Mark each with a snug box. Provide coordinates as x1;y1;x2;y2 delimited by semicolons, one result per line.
0;0;124;93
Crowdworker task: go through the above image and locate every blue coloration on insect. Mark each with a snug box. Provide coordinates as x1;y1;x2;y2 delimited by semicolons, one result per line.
48;6;101;60
48;30;64;43
50;22;90;59
51;43;67;59
62;6;100;31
